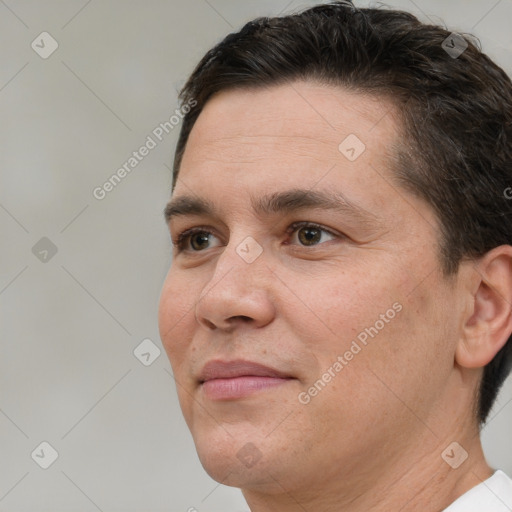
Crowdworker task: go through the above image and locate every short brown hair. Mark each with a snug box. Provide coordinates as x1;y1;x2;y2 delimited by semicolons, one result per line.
171;1;512;423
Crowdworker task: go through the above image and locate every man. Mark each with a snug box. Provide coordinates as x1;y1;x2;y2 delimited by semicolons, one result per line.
158;1;512;510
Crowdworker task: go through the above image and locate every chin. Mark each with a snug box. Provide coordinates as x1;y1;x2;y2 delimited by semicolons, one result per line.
191;427;275;488
197;442;265;487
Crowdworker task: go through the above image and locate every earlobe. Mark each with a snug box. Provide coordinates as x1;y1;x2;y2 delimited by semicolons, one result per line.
455;246;512;370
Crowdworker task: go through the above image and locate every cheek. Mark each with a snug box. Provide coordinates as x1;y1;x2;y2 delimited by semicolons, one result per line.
298;262;431;381
299;264;396;341
158;271;201;424
359;275;456;410
158;270;197;367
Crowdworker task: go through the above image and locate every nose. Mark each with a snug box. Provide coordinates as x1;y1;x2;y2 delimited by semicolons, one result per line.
194;237;276;332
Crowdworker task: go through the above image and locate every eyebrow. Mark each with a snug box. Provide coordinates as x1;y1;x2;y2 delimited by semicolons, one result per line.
164;188;379;226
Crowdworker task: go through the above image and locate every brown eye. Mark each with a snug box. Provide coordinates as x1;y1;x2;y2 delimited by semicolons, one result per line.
174;228;222;252
190;232;211;251
290;222;337;247
297;226;322;246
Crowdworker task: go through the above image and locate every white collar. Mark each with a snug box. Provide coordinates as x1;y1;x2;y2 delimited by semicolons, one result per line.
442;470;512;511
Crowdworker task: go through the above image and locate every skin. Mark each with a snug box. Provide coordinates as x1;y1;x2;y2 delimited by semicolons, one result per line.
158;82;512;512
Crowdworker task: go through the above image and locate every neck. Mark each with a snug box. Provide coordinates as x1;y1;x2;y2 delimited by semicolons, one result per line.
242;423;493;512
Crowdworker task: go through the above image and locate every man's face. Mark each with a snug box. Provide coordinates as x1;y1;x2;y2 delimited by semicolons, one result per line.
159;82;464;491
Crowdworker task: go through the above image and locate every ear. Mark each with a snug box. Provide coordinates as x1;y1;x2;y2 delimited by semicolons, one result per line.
456;245;512;369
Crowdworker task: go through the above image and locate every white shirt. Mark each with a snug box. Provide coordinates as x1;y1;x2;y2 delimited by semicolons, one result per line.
443;470;512;511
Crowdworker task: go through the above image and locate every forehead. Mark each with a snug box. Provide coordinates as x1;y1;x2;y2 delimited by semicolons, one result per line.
170;82;442;261
174;82;404;217
185;81;399;161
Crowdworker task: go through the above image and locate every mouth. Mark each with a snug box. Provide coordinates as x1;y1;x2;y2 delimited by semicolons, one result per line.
198;359;295;400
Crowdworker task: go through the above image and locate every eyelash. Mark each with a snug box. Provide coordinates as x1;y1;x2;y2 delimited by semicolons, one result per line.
172;221;340;253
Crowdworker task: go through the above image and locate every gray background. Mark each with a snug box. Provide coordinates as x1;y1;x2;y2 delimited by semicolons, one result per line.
1;1;511;511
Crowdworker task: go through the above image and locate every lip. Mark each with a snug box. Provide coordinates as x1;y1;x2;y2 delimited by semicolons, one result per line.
198;359;294;400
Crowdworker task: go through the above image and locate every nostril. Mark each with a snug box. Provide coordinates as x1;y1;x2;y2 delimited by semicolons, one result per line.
200;316;252;331
231;315;252;323
204;319;216;329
